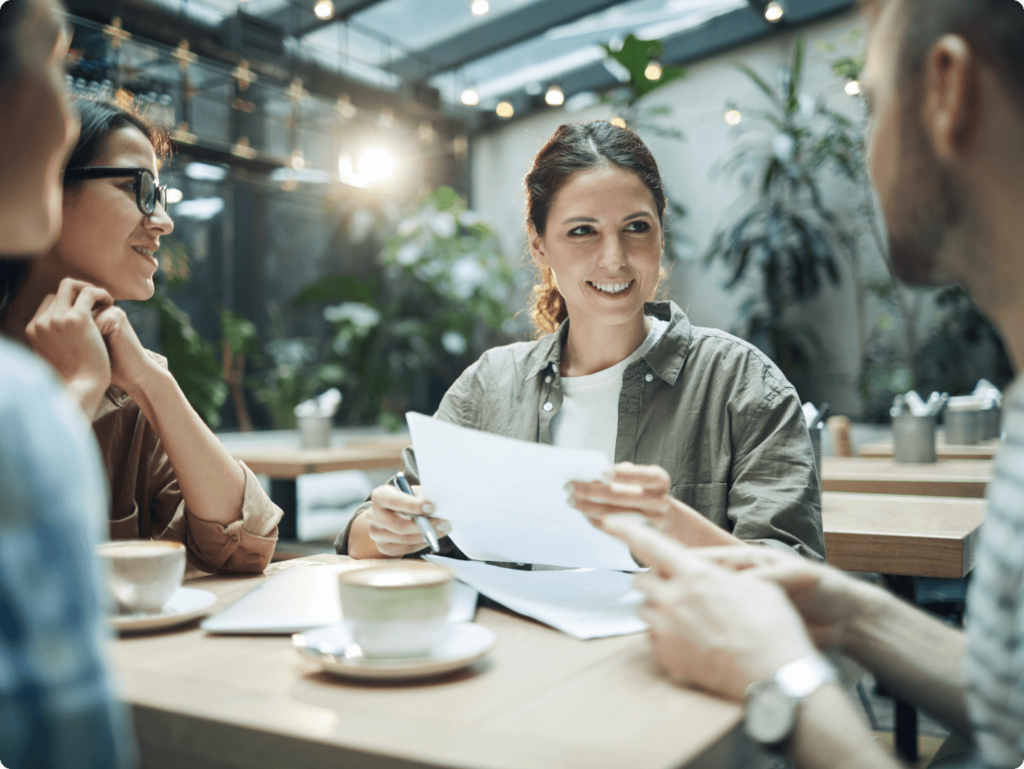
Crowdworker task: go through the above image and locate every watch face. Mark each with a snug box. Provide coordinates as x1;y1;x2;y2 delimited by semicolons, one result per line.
746;683;797;747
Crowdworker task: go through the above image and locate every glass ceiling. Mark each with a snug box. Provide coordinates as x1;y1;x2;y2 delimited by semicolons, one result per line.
144;0;748;107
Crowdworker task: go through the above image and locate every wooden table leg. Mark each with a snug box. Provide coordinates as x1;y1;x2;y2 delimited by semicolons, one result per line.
886;575;919;763
270;478;298;541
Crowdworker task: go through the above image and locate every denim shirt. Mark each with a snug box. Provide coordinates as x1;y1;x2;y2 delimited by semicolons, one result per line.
338;301;825;561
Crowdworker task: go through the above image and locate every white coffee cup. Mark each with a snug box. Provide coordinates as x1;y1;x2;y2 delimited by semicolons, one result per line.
338;562;453;659
96;540;186;615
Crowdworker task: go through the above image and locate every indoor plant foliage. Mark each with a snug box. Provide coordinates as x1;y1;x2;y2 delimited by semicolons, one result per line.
291;187;515;428
705;37;846;399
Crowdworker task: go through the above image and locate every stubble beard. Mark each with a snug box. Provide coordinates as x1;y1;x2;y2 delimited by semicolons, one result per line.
885;100;966;288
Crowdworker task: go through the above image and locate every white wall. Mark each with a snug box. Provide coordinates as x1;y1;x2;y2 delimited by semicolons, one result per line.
470;10;902;416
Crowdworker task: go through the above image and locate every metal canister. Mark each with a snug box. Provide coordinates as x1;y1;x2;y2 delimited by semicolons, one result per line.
945;408;982;446
893;414;937;463
298;415;333;449
982;406;1002;440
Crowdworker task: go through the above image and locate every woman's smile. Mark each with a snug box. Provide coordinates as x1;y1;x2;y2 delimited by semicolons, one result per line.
588;279;635;296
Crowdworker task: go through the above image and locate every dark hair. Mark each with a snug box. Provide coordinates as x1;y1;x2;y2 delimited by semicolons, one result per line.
524;120;667;334
0;94;170;320
65;93;171;173
895;0;1024;113
0;0;28;83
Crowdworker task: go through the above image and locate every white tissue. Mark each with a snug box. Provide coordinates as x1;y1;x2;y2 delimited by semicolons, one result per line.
294;388;343;418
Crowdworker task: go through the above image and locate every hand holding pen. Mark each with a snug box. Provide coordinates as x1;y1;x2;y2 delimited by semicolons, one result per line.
393;472;441;553
351;474;450;557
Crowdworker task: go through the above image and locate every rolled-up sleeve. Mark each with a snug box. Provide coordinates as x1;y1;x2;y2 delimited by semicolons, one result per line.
728;381;826;561
141;423;282;573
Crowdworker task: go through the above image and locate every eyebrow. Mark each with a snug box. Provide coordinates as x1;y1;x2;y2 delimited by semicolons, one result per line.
561;211;654;226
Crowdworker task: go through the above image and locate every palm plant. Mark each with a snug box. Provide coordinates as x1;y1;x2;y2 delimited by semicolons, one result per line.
705;37;846;398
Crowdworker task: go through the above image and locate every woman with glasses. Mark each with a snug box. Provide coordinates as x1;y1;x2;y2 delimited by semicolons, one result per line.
0;96;283;575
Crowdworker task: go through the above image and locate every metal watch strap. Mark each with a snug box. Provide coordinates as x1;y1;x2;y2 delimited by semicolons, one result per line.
745;655;838;752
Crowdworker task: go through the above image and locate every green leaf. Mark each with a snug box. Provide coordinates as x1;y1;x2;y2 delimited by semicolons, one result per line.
735;63;779;106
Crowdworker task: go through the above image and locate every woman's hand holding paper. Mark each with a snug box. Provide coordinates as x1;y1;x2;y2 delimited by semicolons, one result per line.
350;484;452;558
568;462;740;548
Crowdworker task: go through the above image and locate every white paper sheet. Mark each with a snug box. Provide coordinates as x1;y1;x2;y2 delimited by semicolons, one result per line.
407;412;638;571
427;556;647;640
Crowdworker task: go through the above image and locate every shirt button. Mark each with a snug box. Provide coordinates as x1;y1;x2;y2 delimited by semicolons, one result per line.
645;374;654;383
543;402;554;412
544;375;552;384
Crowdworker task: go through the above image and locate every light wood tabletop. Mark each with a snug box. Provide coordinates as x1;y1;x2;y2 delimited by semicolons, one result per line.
822;492;986;578
227;442;406;478
111;556;771;769
821;456;993;499
858;435;1000;461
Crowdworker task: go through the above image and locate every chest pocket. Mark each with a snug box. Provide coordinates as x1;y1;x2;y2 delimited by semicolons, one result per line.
671;483;729;529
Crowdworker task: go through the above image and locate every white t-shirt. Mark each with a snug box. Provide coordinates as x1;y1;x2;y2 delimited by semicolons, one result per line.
550;317;669;461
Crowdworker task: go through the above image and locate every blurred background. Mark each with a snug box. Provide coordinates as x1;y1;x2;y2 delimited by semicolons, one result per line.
60;0;1012;432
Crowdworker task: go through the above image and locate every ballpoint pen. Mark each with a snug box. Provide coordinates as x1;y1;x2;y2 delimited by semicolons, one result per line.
393;472;441;553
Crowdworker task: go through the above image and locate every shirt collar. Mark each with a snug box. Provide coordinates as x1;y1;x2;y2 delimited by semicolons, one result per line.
523;300;692;385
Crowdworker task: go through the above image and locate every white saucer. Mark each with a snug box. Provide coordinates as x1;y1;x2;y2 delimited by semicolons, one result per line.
109;587;218;633
294;622;496;681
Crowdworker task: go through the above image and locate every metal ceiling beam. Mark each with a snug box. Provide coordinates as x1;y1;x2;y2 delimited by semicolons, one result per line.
477;0;856;130
264;0;387;38
390;0;632;81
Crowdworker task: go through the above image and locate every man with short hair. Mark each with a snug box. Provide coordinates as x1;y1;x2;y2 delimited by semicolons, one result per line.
605;1;1024;767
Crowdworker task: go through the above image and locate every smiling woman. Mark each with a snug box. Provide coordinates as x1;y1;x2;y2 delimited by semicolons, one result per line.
0;95;284;575
340;120;825;564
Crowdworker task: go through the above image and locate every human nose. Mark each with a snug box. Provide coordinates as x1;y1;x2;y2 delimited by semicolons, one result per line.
596;235;628;271
145;203;175;236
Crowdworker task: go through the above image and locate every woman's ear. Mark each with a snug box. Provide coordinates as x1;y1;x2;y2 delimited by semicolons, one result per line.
528;223;549;269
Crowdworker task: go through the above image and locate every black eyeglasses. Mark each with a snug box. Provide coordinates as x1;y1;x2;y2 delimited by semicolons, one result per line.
63;167;168;215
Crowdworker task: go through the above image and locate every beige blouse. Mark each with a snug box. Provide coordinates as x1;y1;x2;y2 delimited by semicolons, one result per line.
92;353;281;574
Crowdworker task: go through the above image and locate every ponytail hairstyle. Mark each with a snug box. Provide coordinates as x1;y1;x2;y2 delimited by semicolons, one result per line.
524;120;667;335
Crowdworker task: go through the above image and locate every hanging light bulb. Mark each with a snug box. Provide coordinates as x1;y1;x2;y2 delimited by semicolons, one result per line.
845;80;862;96
644;61;663;81
314;0;334;19
461;88;479;106
290;150;305;170
609;116;626;128
764;1;784;22
165;188;184;205
545;84;564;107
471;0;489;15
725;109;742;125
496;101;514;118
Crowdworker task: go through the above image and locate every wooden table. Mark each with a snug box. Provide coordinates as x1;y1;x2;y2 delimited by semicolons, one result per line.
821;457;993;499
111;556;772;769
228;441;407;539
822;491;986;579
821;491;986;761
858;435;1000;461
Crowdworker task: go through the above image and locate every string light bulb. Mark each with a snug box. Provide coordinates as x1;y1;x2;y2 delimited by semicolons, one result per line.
644;61;663;81
725;109;742;125
471;0;489;15
313;0;335;19
764;1;784;22
166;188;183;205
461;88;479;106
610;116;626;128
545;84;564;106
496;101;514;118
845;80;862;96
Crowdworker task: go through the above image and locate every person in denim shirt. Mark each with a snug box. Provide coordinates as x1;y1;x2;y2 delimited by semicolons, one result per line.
0;0;134;765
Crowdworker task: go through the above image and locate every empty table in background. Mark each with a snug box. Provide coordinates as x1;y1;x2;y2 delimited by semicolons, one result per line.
821;457;992;499
858;434;1000;461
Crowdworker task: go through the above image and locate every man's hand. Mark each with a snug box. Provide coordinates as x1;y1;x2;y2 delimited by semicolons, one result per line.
683;544;890;649
605;517;818;701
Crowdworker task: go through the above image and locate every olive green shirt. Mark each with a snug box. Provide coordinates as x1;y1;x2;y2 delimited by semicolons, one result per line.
337;301;825;561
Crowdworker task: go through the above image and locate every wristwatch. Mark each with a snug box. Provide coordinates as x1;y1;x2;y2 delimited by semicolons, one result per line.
744;655;838;752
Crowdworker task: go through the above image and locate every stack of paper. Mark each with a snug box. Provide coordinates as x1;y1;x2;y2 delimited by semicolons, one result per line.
407;414;646;640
